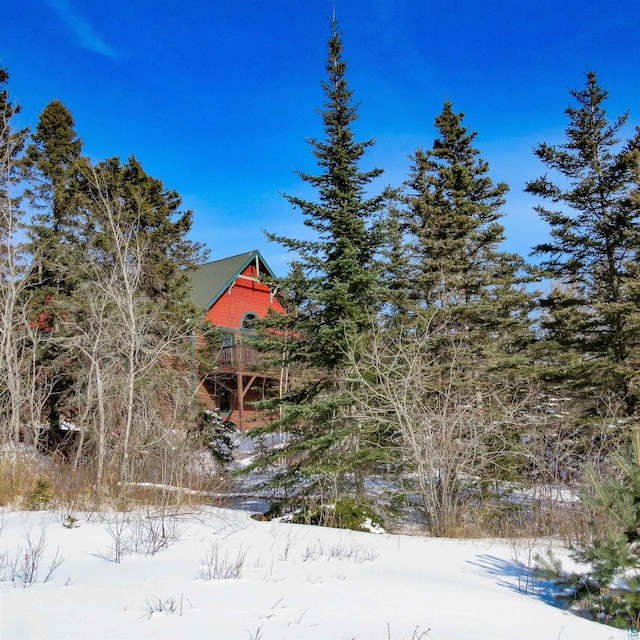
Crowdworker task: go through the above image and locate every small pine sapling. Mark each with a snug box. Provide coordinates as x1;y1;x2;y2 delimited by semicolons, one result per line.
537;430;640;628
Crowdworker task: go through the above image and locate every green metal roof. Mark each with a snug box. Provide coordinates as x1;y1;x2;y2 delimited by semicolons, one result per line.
190;249;277;312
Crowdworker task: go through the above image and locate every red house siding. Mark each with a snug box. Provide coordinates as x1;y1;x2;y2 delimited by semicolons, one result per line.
204;263;285;329
195;257;285;431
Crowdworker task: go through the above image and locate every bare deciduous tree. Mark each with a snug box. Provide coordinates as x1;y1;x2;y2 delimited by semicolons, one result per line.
345;313;531;536
65;164;197;492
0;83;48;447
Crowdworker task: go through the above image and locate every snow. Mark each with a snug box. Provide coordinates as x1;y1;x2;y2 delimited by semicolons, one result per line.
0;506;626;640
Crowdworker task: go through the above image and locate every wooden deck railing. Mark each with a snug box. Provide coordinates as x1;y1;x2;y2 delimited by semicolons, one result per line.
216;344;262;368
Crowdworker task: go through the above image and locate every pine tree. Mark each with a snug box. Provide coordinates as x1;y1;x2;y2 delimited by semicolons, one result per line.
527;76;640;627
0;67;27;210
378;206;412;324
258;19;390;503
0;67;28;266
395;101;536;369
371;102;539;507
25;99;85;297
526;72;640;416
22;100;86;440
539;434;640;629
85;155;206;315
267;19;387;371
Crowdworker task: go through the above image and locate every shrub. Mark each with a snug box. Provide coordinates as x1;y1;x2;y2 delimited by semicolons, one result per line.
199;540;245;580
28;477;53;510
536;437;640;629
286;495;384;532
195;410;238;465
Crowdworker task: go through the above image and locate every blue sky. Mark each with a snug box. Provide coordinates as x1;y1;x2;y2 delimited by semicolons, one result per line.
2;0;639;274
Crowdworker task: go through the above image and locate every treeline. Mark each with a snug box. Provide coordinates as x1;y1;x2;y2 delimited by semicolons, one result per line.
253;21;640;542
250;21;640;628
3;19;639;627
0;68;219;496
1;16;640;545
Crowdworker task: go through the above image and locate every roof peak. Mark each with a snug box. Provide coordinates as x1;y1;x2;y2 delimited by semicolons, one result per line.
190;249;276;311
199;249;258;268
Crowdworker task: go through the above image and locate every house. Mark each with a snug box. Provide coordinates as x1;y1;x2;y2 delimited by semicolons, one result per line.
190;250;285;431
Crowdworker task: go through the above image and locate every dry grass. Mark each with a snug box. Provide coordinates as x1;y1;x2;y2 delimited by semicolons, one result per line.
454;499;598;542
0;448;45;507
0;450;103;511
386;487;599;543
0;443;238;512
0;444;603;548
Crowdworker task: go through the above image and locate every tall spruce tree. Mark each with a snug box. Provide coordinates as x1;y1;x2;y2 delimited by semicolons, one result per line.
268;19;387;371
526;72;640;416
22;100;86;439
25;99;85;298
373;102;539;500
395;101;535;368
259;19;389;501
528;79;640;627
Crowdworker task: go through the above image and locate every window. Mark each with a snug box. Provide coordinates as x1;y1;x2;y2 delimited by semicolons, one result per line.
222;333;233;348
241;312;258;332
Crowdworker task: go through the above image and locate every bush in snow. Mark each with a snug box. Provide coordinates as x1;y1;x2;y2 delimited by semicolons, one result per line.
537;435;640;629
199;540;246;580
27;477;53;510
283;495;385;533
0;524;64;586
194;410;238;466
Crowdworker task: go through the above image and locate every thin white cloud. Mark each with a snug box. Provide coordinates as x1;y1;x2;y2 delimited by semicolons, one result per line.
45;0;120;58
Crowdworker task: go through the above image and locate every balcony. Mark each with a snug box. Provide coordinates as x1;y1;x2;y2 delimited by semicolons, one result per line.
215;344;262;369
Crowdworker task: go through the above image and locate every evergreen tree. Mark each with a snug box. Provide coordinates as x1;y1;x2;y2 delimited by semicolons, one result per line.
25;99;85;297
0;67;28;267
22;100;86;439
258;19;390;501
526;73;640;415
267;19;387;371
528;78;640;630
539;434;640;629
85;155;206;315
378;206;412;324
0;66;27;210
395;101;536;369
373;102;539;500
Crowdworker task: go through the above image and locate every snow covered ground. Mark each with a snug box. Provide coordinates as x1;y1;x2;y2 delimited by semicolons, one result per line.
0;506;626;640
